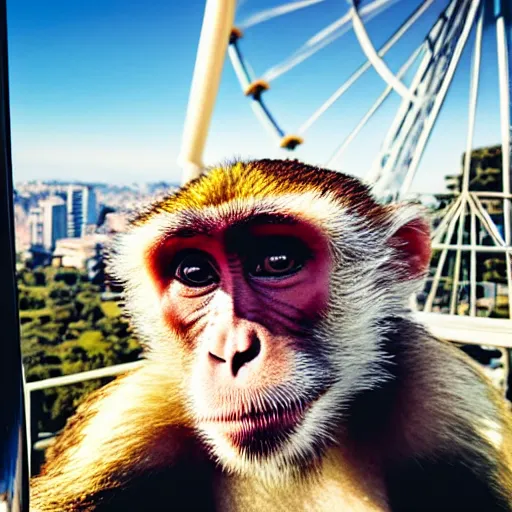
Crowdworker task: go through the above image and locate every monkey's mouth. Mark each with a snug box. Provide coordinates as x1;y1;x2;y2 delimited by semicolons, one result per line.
203;398;313;454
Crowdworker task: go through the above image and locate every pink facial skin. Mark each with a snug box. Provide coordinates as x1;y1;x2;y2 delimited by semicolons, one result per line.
151;219;330;371
147;218;332;449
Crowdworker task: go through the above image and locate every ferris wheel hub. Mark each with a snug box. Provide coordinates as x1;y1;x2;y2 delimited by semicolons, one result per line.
280;134;304;150
244;79;270;99
230;26;243;43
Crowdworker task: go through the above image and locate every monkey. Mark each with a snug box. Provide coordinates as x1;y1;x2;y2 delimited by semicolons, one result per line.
31;159;512;511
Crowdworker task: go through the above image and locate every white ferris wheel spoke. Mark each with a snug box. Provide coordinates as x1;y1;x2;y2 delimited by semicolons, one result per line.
462;1;484;194
298;0;434;136
368;0;464;192
496;2;511;245
397;0;481;198
326;44;424;168
371;0;481;199
261;0;399;83
349;0;418;104
238;0;326;30
494;0;512;317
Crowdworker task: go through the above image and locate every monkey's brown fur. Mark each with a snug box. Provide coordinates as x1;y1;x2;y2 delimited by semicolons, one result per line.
31;160;512;511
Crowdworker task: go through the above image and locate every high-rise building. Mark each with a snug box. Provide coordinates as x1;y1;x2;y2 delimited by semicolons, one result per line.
39;197;67;251
67;185;97;238
28;207;43;247
29;197;68;251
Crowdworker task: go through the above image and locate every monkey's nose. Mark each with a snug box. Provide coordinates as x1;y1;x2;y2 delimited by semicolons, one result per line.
208;333;261;377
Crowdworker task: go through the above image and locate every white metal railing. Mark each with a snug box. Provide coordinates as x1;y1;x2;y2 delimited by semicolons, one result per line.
25;360;143;393
24;313;512;394
25;360;143;472
418;312;512;348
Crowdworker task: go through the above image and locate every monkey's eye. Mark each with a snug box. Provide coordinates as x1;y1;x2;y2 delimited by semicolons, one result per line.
246;237;310;279
174;252;219;288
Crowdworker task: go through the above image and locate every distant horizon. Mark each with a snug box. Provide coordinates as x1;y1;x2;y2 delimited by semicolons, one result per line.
14;177;181;187
12;139;505;192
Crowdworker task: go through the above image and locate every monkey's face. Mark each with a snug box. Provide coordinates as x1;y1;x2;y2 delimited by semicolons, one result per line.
113;160;431;479
149;218;337;473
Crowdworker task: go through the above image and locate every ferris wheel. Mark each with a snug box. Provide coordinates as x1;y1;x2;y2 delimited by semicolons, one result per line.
179;0;512;323
226;0;508;200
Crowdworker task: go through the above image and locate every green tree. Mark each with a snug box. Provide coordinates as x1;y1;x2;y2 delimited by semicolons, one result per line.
19;265;143;438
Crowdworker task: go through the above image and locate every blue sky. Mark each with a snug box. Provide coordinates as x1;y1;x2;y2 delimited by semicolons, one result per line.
6;0;507;192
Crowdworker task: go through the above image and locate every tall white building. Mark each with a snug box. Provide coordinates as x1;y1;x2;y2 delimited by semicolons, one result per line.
28;207;43;247
67;185;97;238
40;197;67;250
29;197;67;251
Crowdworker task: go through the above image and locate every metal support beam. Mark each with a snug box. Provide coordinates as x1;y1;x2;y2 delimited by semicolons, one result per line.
425;198;465;311
369;0;464;195
470;207;477;316
462;2;484;193
178;0;237;184
496;0;511;246
469;193;506;246
432;194;463;243
399;0;481;197
450;198;467;314
327;45;423;167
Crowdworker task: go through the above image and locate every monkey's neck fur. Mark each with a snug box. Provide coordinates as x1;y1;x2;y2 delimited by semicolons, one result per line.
32;317;512;511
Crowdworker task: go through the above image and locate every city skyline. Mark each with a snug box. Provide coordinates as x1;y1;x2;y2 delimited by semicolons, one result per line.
14;177;177;253
6;0;506;193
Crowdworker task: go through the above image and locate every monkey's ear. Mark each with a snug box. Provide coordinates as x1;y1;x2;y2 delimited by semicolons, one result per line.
388;216;431;280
